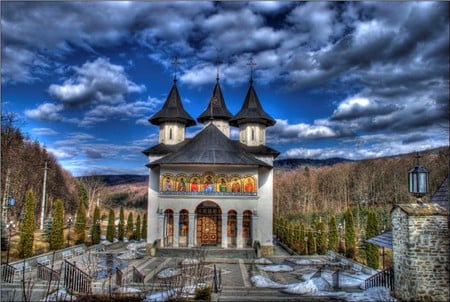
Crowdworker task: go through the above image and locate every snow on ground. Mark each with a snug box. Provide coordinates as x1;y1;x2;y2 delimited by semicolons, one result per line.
338;287;397;301
251;275;288;288
40;288;77;301
282;279;318;295
143;284;207;302
260;264;294;272
114;286;142;293
157;267;181;278
287;258;312;265
254;258;273;264
180;258;200;266
127;242;147;251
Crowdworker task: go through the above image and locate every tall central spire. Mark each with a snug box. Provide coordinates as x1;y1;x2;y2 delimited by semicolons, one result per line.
171;56;179;82
247;57;256;84
215;58;222;82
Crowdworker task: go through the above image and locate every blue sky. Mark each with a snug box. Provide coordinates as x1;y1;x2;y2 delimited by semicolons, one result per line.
2;1;448;176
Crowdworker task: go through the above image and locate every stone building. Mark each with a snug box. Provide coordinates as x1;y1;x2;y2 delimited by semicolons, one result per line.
143;74;279;256
391;177;449;301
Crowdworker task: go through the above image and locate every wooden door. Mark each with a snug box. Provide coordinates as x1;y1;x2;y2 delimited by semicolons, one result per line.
196;207;220;245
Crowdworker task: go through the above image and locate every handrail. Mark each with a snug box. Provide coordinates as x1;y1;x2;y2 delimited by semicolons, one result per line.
364;268;394;290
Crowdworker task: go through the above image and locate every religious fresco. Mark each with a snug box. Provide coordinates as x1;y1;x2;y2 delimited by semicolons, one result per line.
160;173;257;195
161;175;174;192
189;175;201;192
176;174;188;192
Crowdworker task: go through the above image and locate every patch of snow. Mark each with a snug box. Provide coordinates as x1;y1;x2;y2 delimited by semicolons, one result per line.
127;242;147;251
180;258;200;266
114;287;142;293
282;279;318;295
343;286;397;301
144;289;174;301
261;264;293;272
157;267;181;278
254;258;273;264
311;277;332;291
250;275;287;288
287;258;311;265
41;288;77;301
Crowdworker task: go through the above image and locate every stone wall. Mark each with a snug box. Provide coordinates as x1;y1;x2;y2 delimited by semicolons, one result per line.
392;203;449;301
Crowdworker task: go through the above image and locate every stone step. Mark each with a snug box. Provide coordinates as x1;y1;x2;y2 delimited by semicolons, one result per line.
156;247;256;259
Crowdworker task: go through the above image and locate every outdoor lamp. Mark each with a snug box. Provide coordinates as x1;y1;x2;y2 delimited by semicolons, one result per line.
408;152;429;198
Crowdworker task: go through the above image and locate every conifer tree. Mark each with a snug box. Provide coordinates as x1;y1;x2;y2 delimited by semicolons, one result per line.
315;219;327;255
135;214;141;241
365;210;380;268
49;199;64;250
18;190;35;258
91;206;101;245
344;209;357;259
106;209;115;242
307;229;315;255
299;223;306;255
328;215;338;252
74;200;86;244
126;212;134;240
118;206;125;241
141;213;147;241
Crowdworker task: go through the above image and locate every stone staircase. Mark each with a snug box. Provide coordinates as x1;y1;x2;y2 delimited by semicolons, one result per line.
156;247;256;259
214;286;343;301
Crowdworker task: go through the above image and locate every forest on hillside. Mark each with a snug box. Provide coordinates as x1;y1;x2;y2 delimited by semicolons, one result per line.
273;147;448;218
1;113;79;224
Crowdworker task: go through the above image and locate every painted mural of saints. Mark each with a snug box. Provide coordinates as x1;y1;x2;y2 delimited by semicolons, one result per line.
244;178;254;193
177;178;187;191
219;178;227;192
231;179;241;192
203;176;214;192
191;179;199;192
164;177;173;191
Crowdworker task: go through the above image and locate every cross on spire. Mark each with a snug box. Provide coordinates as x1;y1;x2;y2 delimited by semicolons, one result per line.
171;56;179;82
215;58;222;82
247;58;256;84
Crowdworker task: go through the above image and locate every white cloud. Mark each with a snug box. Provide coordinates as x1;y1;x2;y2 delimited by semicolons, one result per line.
24;103;64;121
32;128;58;136
49;57;145;106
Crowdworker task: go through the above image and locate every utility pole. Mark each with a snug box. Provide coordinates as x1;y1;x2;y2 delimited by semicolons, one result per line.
2;169;11;225
40;161;48;230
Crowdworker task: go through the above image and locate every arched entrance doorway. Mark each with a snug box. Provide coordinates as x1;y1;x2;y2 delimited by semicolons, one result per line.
196;201;222;246
163;209;174;247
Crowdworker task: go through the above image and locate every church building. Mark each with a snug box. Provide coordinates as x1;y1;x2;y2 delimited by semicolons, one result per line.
143;69;279;256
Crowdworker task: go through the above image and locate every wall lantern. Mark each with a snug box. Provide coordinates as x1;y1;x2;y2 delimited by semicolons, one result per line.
408;152;429;198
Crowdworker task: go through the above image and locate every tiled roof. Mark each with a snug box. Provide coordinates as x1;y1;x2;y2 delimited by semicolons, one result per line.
366;231;393;249
430;177;449;210
197;80;233;123
149;80;196;127
147;123;275;168
229;81;276;127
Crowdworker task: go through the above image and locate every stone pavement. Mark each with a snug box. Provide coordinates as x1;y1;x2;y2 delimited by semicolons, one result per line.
1;242;373;301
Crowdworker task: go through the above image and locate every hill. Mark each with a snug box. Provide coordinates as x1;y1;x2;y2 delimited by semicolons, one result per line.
274;157;353;169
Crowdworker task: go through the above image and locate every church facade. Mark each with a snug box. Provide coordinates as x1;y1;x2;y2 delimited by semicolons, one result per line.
143;74;279;256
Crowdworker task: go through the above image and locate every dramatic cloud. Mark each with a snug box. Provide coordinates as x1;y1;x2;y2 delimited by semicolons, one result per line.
24;103;64;121
49;57;145;107
2;1;448;175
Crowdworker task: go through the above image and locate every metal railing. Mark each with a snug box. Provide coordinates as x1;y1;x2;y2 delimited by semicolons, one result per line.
37;263;60;281
63;260;92;294
364;268;394;291
132;266;144;283
1;264;15;283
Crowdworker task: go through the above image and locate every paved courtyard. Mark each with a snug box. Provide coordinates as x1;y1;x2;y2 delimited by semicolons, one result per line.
1;242;388;301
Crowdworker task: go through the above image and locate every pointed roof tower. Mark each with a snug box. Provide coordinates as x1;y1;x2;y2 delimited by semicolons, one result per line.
229;80;276;127
149;79;196;127
197;78;233;123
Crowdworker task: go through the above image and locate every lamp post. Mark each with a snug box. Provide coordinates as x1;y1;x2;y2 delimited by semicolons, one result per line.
408;152;429;202
6;220;16;264
338;223;343;254
67;216;73;247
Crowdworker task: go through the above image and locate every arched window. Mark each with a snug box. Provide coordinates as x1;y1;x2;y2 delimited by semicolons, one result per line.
169;128;173;140
251;128;255;141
